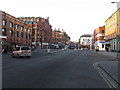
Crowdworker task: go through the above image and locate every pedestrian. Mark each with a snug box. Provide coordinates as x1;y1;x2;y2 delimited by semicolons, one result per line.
106;47;109;52
4;48;7;54
96;46;99;52
2;48;4;53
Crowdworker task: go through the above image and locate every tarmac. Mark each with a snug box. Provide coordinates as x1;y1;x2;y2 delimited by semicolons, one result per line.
93;50;120;89
2;49;120;88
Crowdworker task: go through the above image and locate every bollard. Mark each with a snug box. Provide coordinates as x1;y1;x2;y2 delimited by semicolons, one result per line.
74;48;77;51
47;49;52;54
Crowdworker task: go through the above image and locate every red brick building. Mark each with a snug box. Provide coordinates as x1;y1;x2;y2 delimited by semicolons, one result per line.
18;17;52;49
52;28;70;49
0;11;32;51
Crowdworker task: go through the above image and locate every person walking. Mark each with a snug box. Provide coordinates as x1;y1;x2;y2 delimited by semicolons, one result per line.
106;46;109;52
96;46;99;52
4;47;7;54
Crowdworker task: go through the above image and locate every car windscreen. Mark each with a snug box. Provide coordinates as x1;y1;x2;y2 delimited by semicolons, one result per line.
21;47;30;50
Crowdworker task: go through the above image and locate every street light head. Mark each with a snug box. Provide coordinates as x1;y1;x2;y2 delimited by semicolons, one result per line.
111;2;118;3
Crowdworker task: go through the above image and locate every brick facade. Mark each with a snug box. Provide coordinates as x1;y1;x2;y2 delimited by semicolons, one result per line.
1;11;32;51
18;17;52;49
52;28;70;49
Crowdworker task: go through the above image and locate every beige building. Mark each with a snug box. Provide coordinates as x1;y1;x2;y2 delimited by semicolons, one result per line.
105;9;120;52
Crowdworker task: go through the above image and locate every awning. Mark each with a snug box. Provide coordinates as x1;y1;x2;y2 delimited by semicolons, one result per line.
0;36;7;39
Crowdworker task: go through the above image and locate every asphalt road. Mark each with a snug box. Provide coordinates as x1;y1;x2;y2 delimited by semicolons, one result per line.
2;49;113;88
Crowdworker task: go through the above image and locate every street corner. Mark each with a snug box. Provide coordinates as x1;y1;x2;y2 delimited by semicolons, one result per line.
93;61;119;89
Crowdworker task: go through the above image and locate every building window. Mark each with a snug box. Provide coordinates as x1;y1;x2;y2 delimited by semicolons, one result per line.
102;30;104;33
10;29;13;37
26;28;28;32
2;20;6;26
26;34;28;39
21;32;24;38
25;21;29;24
10;22;13;28
87;42;90;44
102;37;105;40
21;26;24;31
17;31;19;37
33;21;37;24
28;22;32;24
28;29;30;33
16;24;19;29
28;34;31;39
2;28;6;36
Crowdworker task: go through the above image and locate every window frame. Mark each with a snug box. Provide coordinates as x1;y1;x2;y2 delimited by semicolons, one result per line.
2;28;6;36
2;20;6;26
10;22;13;28
10;29;13;37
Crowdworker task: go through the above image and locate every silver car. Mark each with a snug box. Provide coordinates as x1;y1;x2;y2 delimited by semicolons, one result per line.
12;46;32;58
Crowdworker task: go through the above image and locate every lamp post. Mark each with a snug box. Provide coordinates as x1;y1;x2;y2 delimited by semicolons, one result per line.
14;25;16;48
40;29;42;49
111;1;120;60
31;19;35;49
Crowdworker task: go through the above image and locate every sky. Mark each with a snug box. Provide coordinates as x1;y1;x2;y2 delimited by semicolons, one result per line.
0;0;120;42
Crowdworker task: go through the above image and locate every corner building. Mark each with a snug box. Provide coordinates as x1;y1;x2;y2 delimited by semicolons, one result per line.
0;11;32;51
52;28;70;49
94;26;105;51
18;17;52;49
105;9;120;52
79;34;93;50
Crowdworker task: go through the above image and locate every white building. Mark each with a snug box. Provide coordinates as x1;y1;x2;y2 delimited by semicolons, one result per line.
80;34;93;50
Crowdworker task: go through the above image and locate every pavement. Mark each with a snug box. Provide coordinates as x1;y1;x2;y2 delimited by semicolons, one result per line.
93;50;120;89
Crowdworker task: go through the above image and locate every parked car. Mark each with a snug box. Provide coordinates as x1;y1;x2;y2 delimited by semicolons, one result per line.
69;46;75;49
12;46;32;58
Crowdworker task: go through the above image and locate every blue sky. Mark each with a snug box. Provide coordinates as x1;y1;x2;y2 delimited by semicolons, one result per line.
0;0;119;41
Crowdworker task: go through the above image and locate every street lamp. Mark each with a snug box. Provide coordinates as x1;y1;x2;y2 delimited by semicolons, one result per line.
111;1;120;60
31;19;35;49
111;2;118;3
40;29;43;49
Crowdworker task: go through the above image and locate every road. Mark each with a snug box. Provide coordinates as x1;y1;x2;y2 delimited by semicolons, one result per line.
2;49;113;88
